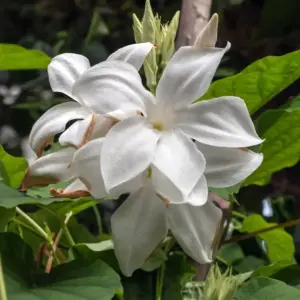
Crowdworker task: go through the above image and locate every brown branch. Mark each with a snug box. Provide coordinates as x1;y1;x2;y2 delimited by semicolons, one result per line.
224;218;300;245
175;0;213;49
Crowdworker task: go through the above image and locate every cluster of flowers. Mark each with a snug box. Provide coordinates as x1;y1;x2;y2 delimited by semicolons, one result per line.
22;15;263;276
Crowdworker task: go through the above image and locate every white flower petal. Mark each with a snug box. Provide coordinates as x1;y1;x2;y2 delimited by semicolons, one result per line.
109;173;146;198
151;130;206;203
72;60;154;115
177;96;263;147
111;186;168;276
187;175;208;206
29;102;90;155
59;114;114;148
71;138;107;199
27;147;75;180
48;53;90;102
167;196;222;263
194;13;218;50
101;117;160;191
156;43;230;109
197;143;263;187
59;115;92;148
106;42;153;70
63;178;89;193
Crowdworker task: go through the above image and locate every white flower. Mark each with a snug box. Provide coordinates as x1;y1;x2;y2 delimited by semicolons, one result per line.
21;140;107;198
29;42;153;156
111;181;223;276
71;14;263;206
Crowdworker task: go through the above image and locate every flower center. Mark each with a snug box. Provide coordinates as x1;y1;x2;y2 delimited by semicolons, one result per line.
147;104;175;132
152;122;164;131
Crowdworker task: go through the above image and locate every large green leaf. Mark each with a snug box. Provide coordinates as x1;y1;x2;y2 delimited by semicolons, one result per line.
233;277;300;299
0;145;28;188
244;105;300;186
241;214;295;263
0;233;123;300
0;44;51;70
199;50;300;114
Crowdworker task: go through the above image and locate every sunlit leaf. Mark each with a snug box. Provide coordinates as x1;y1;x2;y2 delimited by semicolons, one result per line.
241;214;295;263
245;105;300;186
0;44;51;70
0;145;28;188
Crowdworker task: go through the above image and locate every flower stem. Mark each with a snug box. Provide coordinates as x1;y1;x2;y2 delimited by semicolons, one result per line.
0;255;8;300
156;263;166;300
92;205;102;236
15;207;48;240
224;218;300;244
232;211;246;219
63;212;76;259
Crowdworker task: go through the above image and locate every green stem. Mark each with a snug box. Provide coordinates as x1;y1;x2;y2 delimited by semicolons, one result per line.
232;211;246;219
156;262;166;300
63;212;75;247
63;212;76;259
92;205;102;236
16;207;60;264
15;207;48;240
0;255;8;300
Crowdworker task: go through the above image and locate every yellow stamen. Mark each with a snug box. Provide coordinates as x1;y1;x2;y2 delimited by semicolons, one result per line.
152;122;163;131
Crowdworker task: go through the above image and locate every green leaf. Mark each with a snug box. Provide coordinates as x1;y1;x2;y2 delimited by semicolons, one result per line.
0;182;87;208
199;50;300;114
234;256;266;273
26;181;70;198
74;241;119;272
217;243;245;265
0;233;123;300
162;253;196;300
0;207;15;232
0;145;28;188
241;214;295;263
245;106;300;186
252;263;300;286
251;261;295;279
233;277;300;299
0;44;51;70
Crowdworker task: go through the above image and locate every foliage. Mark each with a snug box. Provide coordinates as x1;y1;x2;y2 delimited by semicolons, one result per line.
2;0;300;299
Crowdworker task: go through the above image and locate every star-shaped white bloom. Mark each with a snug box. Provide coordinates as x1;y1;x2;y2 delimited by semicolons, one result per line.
71;14;263;206
21;136;222;278
29;42;153;156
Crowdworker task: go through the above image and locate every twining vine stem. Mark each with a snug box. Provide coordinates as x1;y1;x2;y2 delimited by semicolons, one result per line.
224;218;300;244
